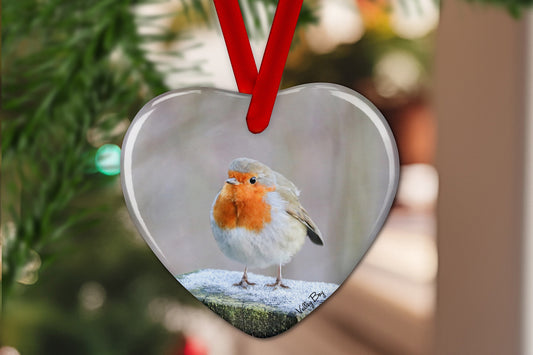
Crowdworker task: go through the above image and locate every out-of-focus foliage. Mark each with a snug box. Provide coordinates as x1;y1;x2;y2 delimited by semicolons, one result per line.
2;197;194;354
179;0;318;37
2;0;189;351
285;0;436;110
465;0;533;16
2;0;172;301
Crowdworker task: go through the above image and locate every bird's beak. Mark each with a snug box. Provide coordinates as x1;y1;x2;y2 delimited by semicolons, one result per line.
225;177;239;185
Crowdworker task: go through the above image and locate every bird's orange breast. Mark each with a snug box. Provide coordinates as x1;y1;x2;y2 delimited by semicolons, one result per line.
213;172;275;233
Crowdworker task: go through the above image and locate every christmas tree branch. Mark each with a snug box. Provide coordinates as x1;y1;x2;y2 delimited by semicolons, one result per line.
1;0;317;308
2;0;177;303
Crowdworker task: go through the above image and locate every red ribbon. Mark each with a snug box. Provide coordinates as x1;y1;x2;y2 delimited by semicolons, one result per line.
213;0;303;134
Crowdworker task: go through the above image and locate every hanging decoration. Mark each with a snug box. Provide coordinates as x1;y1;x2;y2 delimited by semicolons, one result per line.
121;0;399;337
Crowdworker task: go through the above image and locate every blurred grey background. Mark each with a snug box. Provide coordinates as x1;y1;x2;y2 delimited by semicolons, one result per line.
122;84;398;284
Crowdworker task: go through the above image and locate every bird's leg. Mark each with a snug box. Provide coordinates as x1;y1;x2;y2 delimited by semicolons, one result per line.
266;264;289;288
233;266;256;287
242;267;256;285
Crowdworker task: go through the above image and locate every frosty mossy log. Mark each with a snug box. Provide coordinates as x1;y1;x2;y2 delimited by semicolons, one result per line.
177;269;339;338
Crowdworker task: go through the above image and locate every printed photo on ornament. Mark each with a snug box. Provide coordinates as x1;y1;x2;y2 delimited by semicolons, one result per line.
121;84;399;337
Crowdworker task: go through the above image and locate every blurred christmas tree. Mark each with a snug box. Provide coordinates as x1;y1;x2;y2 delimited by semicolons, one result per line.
1;0;315;353
1;0;195;352
1;0;317;304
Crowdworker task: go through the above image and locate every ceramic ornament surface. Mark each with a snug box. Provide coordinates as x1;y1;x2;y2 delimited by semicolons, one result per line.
121;83;399;337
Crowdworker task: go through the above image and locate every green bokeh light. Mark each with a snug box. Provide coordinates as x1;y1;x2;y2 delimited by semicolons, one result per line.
95;144;121;176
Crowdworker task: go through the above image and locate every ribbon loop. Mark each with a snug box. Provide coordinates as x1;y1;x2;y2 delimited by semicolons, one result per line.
213;0;257;94
213;0;303;134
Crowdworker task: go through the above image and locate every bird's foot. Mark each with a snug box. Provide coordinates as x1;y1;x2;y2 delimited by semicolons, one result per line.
233;278;256;288
266;279;289;289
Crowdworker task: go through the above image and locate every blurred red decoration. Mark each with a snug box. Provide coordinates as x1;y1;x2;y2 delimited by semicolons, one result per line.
183;336;209;355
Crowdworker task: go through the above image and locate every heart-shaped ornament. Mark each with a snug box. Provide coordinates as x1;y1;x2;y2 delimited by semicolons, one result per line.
121;83;399;337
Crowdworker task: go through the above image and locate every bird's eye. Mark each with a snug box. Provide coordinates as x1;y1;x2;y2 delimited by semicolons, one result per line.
249;177;257;184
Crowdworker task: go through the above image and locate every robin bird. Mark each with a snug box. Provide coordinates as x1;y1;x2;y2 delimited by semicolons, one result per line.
210;157;324;288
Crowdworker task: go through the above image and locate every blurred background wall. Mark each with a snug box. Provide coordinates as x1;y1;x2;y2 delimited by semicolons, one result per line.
434;2;531;355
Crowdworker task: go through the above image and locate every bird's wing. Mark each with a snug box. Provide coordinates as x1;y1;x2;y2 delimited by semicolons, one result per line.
274;172;324;246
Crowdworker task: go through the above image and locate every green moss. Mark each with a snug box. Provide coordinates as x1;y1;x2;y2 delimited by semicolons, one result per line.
188;288;299;338
177;269;339;338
